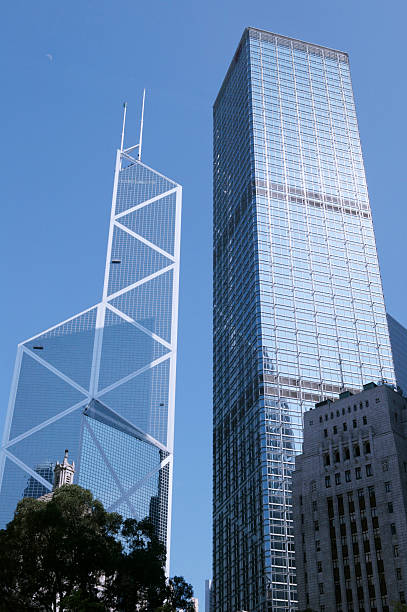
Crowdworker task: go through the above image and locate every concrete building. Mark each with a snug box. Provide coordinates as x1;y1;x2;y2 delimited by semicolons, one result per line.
293;382;407;611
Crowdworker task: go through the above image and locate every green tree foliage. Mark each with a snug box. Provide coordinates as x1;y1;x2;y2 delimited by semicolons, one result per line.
0;484;194;612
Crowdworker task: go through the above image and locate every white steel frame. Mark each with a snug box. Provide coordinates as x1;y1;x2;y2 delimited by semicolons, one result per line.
0;112;181;575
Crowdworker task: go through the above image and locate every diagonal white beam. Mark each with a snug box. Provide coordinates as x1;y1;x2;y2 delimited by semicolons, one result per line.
115;188;177;220
106;264;174;301
83;419;136;517
4;399;88;449
21;347;90;397
115;221;175;262
105;303;172;351
3;449;53;491
20;304;98;347
107;454;172;512
95;352;171;397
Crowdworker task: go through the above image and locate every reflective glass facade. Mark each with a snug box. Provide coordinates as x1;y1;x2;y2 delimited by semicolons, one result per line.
213;28;395;612
387;313;407;396
0;143;181;565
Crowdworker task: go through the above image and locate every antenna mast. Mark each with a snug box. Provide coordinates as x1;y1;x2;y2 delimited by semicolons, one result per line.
138;89;146;160
120;102;127;151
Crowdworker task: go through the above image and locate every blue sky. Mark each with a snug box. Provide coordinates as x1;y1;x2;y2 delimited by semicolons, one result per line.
1;0;406;605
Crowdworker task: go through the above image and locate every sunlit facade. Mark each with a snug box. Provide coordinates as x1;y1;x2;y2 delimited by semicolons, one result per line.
0;135;182;565
213;28;395;612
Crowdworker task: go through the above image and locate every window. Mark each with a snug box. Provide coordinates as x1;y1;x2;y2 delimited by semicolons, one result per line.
354;445;360;457
382;460;389;472
344;447;350;460
364;441;371;454
324;453;331;466
317;561;322;572
312;500;318;511
397;568;402;581
391;523;396;535
314;520;319;531
388;502;394;513
343;422;347;431
385;482;392;493
353;419;357;428
366;464;372;477
324;428;328;437
316;539;320;552
355;467;361;480
333;425;338;434
335;473;341;485
319;415;323;423
319;583;324;594
394;545;399;557
363;416;367;425
311;481;316;492
326;476;331;488
375;397;380;403
401;591;406;604
366;400;369;407
345;470;351;482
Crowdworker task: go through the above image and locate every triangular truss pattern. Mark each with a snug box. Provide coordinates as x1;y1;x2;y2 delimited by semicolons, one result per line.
1;150;181;564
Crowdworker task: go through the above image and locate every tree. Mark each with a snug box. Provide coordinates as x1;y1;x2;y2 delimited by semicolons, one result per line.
0;485;195;611
110;518;167;611
0;485;122;611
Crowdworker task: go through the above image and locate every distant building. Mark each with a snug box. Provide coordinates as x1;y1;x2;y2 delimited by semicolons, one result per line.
388;312;407;396
191;597;199;611
293;382;407;611
205;579;212;612
23;461;54;499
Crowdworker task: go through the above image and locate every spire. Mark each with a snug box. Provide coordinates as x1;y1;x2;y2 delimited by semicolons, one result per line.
53;449;75;490
120;102;127;152
119;90;146;161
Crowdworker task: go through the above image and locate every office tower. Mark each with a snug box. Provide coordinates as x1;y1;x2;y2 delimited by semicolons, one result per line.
0;109;182;568
293;383;407;611
22;461;54;499
387;313;407;395
213;27;395;612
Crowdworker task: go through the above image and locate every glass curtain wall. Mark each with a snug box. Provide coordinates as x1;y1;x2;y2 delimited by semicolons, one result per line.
213;27;395;612
0;141;182;570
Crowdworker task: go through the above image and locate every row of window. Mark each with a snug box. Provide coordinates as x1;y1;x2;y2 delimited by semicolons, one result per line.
325;464;373;487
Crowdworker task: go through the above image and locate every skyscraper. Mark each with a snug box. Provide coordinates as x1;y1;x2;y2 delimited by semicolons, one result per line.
0;108;182;568
293;383;407;611
22;461;54;499
387;313;407;395
213;28;395;611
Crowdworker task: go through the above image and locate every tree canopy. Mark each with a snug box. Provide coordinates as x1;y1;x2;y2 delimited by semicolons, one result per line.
0;484;194;612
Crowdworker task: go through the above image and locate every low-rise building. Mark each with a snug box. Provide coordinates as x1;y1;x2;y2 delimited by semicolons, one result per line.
293;382;407;611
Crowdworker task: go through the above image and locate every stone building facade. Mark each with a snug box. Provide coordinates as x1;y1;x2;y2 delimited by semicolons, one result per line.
293;382;407;611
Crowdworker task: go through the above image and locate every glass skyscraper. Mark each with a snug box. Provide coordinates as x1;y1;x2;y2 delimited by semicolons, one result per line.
213;28;395;611
0;124;182;567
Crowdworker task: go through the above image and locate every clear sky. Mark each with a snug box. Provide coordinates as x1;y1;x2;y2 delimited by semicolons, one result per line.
1;0;406;605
